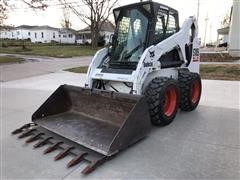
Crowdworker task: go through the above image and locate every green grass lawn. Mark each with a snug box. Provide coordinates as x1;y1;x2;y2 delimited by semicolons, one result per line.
65;64;240;81
200;64;240;81
0;56;24;64
0;44;99;58
66;66;89;73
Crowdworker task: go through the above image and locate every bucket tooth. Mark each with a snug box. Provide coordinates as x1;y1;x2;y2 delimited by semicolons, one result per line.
12;123;36;135
43;142;63;154
54;147;74;161
81;157;106;175
67;152;88;168
12;128;24;135
26;133;44;143
18;129;36;139
34;137;53;148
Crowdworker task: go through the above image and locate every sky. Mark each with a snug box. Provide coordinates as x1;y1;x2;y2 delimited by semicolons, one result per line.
7;0;233;43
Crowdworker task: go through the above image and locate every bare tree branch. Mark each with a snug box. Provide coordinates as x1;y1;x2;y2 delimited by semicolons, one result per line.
0;0;9;25
61;0;117;48
0;0;49;25
22;0;48;10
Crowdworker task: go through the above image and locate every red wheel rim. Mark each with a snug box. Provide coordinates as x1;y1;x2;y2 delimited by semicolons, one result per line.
191;80;200;104
163;87;177;117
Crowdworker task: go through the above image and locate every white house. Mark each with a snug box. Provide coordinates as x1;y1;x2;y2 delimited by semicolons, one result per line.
0;25;77;44
76;21;115;45
0;26;17;39
15;25;38;40
216;26;229;47
30;26;76;43
30;26;59;43
58;28;76;44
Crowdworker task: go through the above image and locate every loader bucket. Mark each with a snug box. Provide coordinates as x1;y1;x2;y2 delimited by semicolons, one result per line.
32;85;151;156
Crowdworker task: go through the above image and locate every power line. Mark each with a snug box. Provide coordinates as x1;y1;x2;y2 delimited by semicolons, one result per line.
203;13;209;46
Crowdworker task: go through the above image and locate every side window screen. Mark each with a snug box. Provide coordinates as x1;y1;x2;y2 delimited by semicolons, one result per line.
166;14;177;37
154;8;177;44
155;9;167;41
155;17;163;36
117;16;130;44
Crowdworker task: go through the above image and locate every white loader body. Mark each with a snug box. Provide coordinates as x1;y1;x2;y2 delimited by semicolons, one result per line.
86;16;200;95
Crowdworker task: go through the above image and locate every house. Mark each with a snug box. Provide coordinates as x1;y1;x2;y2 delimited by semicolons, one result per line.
0;26;17;39
216;26;229;47
30;26;76;43
76;21;115;45
30;26;59;43
0;25;77;44
16;25;38;40
58;28;76;44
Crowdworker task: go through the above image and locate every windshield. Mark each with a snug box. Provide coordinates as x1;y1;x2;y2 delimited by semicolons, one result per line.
110;9;148;68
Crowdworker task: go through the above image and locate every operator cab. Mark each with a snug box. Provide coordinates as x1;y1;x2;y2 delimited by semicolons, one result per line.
100;1;179;71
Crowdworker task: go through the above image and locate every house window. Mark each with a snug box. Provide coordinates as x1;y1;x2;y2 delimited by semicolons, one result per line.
63;35;67;38
59;34;61;38
35;32;37;38
28;32;31;36
53;32;55;39
12;32;14;37
17;31;20;35
68;34;72;38
41;32;44;38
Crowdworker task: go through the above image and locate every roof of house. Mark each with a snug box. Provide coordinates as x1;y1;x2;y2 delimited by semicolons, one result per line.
16;25;38;29
16;25;78;33
77;21;115;33
31;25;59;31
217;26;230;35
101;21;115;32
59;28;76;34
0;25;16;30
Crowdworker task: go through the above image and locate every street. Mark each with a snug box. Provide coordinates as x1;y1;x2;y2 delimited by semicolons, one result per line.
0;54;92;82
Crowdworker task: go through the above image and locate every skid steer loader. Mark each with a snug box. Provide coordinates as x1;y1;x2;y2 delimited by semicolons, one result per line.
12;1;201;175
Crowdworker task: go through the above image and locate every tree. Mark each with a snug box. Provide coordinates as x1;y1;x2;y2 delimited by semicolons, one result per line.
21;0;48;9
0;0;48;25
0;0;8;25
221;13;230;28
60;6;72;29
60;0;117;48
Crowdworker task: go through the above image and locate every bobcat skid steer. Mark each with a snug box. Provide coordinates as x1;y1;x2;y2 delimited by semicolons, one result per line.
12;1;201;175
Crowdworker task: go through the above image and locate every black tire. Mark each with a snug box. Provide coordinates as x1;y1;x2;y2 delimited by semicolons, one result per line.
145;77;180;126
178;71;202;111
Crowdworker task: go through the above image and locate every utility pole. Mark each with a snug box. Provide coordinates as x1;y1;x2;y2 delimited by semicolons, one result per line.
203;13;209;47
209;23;212;45
197;0;200;22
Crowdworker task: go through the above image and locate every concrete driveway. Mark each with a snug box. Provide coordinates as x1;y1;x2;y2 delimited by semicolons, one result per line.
1;72;240;179
0;54;92;82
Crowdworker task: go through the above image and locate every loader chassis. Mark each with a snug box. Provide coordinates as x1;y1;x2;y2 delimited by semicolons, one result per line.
12;1;201;175
86;1;199;96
